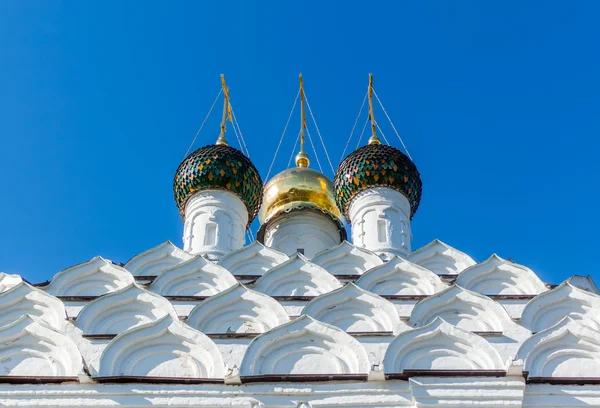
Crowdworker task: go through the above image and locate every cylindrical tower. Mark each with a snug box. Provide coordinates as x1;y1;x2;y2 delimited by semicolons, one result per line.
334;75;422;259
173;76;263;261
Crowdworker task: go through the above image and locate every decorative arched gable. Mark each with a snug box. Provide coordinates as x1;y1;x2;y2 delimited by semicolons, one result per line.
356;256;447;296
239;315;370;377
407;239;476;276
567;275;600;295
0;315;82;377
186;283;289;334
521;281;600;333
0;272;22;292
218;241;289;276
517;317;600;379
409;285;519;333
311;241;384;276
150;254;237;296
455;254;547;295
75;283;178;335
0;282;66;329
302;283;403;332
253;254;343;297
98;315;224;379
44;256;134;297
383;317;505;374
124;241;193;277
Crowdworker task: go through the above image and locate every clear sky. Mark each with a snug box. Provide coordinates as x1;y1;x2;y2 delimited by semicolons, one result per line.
0;2;598;285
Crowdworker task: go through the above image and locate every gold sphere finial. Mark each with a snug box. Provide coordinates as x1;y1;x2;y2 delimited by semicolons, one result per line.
368;134;381;145
216;133;228;146
295;150;310;167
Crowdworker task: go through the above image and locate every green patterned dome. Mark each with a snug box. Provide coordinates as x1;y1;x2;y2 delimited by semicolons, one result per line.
334;144;422;221
173;144;263;227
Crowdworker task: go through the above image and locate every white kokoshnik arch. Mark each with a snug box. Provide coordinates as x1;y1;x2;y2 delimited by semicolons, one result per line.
124;241;193;277
239;315;370;378
75;283;178;335
253;253;342;297
218;241;289;277
98;315;224;379
0;282;66;330
186;283;289;334
310;241;384;276
44;256;134;297
150;254;237;296
407;239;476;276
356;256;447;296
455;254;547;295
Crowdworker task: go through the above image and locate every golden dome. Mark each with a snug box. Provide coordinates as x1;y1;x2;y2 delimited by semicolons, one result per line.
257;167;346;241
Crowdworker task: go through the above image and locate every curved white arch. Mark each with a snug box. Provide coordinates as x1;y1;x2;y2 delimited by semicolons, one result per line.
383;317;505;374
455;254;547;295
302;283;403;332
44;256;134;297
150;254;237;296
409;285;519;333
0;315;82;377
356;256;447;296
517;317;600;378
567;275;600;295
311;241;384;276
218;241;289;276
0;272;22;292
521;281;600;333
239;315;370;377
186;283;289;334
124;241;193;277
98;315;224;378
75;283;178;334
0;282;65;329
253;254;342;297
407;239;476;275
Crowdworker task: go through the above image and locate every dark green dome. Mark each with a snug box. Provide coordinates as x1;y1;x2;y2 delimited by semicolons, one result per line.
173;144;263;227
334;144;422;221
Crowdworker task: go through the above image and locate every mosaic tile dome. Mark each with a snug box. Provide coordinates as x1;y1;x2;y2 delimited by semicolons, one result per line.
173;144;263;226
334;144;422;221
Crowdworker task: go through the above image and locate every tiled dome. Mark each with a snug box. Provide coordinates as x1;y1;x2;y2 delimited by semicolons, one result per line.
334;144;422;221
173;144;263;226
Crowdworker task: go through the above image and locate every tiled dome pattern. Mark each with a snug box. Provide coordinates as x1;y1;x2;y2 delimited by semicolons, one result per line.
173;144;263;226
2;239;600;407
334;144;423;220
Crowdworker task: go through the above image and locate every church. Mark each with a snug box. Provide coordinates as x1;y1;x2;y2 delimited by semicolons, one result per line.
1;74;599;407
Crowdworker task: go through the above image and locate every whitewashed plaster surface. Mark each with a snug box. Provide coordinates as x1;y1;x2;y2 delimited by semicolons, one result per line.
518;317;600;379
356;256;447;296
253;253;343;296
98;315;224;378
182;190;248;260
218;241;289;276
240;315;370;377
384;318;505;374
455;254;548;295
262;210;342;258
311;241;384;275
186;283;289;334
348;187;413;259
0;315;82;377
44;256;134;296
521;281;600;333
0;282;66;330
75;283;178;334
124;241;193;277
0;272;23;292
150;254;237;296
302;283;404;333
407;239;476;275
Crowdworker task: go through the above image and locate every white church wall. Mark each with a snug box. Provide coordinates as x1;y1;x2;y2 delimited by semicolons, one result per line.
218;241;289;277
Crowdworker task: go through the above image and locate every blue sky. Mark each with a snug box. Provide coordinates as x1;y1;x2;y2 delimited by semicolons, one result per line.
0;2;598;285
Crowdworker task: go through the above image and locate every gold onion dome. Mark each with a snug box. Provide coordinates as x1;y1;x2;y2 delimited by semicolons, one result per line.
257;166;346;242
334;143;422;222
173;144;263;228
